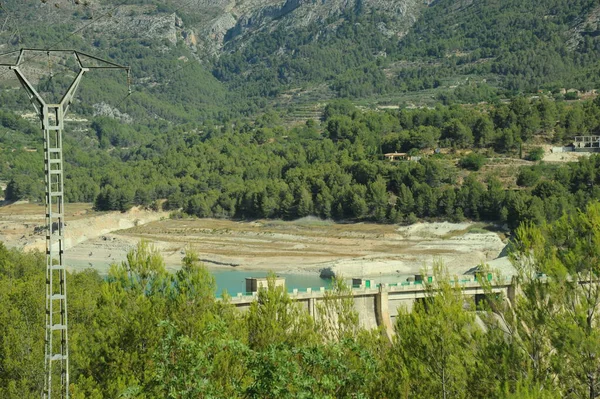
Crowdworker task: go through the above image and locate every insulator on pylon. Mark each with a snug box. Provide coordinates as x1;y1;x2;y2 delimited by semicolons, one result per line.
47;52;53;79
127;69;132;95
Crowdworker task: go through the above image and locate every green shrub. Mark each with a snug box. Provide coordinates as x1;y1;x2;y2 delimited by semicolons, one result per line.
564;91;579;100
528;147;545;161
517;167;542;187
459;153;487;171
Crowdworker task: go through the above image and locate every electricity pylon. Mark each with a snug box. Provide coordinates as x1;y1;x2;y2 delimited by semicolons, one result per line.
1;49;129;399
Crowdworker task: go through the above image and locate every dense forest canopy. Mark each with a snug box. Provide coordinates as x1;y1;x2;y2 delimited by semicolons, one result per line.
3;97;600;229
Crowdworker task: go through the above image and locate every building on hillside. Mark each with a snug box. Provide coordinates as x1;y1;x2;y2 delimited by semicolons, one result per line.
384;153;422;162
384;152;407;161
574;136;600;151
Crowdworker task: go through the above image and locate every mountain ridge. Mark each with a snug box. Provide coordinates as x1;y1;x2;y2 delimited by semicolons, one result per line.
1;0;600;126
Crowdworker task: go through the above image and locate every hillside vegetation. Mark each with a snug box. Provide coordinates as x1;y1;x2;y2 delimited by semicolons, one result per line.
2;97;600;231
1;0;600;121
1;0;600;228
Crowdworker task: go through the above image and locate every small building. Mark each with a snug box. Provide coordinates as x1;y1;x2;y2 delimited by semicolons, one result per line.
551;146;574;153
384;152;422;162
574;136;600;151
384;152;408;161
245;276;285;293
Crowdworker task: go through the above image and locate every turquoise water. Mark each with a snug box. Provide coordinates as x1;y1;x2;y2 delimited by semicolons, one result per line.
66;258;332;296
66;259;413;296
213;271;416;296
212;270;331;296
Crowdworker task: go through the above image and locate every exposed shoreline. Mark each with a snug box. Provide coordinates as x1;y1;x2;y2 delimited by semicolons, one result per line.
1;204;510;279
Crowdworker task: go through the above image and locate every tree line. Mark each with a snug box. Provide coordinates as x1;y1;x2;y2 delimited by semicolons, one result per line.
3;98;600;229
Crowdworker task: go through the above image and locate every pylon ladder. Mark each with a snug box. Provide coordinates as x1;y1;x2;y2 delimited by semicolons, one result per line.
43;104;69;399
5;61;83;399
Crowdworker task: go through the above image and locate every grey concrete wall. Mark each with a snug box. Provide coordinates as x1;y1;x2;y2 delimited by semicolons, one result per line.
353;295;378;330
228;281;513;338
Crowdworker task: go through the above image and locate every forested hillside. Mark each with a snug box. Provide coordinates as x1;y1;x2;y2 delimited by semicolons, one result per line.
214;0;600;103
399;0;600;92
3;97;600;230
2;0;600;121
2;0;600;227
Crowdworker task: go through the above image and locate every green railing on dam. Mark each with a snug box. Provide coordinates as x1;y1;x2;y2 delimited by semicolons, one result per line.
223;274;517;340
224;274;515;302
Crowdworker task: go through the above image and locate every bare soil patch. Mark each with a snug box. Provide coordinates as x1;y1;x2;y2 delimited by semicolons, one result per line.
116;218;507;278
0;205;507;278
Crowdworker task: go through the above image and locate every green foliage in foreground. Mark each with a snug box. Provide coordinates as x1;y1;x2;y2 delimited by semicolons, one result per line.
3;203;600;397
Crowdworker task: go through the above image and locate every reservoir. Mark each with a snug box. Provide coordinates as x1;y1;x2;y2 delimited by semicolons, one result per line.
66;258;331;296
66;258;414;296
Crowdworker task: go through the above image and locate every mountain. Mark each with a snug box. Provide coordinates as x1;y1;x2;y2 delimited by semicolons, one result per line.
0;0;433;122
189;0;426;55
3;0;600;233
0;0;599;125
399;0;600;93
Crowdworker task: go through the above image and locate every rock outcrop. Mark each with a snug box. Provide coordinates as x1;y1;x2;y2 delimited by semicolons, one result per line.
194;0;429;55
22;0;428;59
87;9;178;46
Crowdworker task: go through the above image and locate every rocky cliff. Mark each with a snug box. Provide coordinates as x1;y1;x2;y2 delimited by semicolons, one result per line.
18;0;427;58
188;0;428;56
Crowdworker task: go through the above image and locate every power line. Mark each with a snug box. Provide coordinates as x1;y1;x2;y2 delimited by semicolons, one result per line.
1;0;201;84
3;48;129;399
0;0;130;80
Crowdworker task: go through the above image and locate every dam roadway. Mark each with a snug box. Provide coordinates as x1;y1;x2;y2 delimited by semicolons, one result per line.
227;276;515;340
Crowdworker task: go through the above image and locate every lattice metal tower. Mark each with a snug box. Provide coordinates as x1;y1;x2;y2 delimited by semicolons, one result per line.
1;49;129;399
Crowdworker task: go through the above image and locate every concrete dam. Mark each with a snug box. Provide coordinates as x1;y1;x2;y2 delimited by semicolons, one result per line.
228;275;514;339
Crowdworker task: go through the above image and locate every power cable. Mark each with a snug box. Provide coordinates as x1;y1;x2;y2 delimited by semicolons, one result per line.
0;0;131;79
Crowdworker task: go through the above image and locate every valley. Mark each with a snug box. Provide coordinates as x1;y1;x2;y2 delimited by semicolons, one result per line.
2;1;600;397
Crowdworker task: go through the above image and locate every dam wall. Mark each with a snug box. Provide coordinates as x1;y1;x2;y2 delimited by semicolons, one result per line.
228;277;513;337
